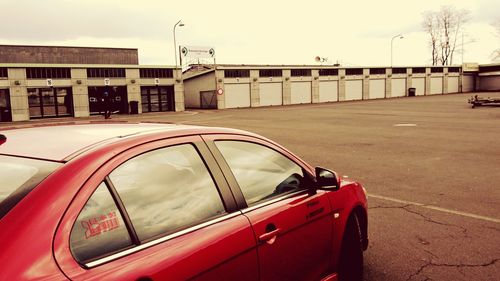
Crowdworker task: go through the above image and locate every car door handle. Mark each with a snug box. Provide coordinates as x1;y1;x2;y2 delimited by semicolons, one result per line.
259;228;281;244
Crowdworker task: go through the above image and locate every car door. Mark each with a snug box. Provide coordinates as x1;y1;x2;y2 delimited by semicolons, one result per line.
203;135;334;281
54;136;258;281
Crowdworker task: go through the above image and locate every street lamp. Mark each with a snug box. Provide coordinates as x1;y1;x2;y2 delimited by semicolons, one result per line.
173;20;185;79
391;34;404;67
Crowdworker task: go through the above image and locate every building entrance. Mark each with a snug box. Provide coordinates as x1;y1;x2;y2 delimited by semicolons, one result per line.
0;89;12;122
140;86;175;113
28;87;73;118
88;86;128;115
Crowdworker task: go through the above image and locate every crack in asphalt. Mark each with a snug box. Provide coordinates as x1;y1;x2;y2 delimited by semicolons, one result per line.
405;259;500;281
368;204;469;237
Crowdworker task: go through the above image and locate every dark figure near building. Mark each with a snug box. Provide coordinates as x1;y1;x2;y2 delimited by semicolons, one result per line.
102;91;112;119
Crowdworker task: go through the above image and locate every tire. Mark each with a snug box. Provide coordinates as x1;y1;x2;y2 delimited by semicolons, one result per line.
338;214;364;281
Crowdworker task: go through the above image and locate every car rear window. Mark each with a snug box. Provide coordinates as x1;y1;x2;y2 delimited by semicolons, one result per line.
0;155;62;219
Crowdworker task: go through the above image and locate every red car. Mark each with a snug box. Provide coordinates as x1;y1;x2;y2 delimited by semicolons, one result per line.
0;123;368;281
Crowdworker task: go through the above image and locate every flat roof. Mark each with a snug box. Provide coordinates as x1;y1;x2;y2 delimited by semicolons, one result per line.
0;44;137;51
0;63;177;69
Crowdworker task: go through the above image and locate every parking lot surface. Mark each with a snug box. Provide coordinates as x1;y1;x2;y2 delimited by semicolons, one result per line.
2;92;499;280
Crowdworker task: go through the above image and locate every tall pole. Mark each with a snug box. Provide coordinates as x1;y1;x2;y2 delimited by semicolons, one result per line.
391;34;403;67
173;20;184;79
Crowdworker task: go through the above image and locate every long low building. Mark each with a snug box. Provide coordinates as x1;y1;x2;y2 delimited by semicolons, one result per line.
0;44;499;122
183;64;490;109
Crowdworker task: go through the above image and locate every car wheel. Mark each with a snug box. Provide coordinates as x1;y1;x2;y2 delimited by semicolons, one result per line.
338;214;363;281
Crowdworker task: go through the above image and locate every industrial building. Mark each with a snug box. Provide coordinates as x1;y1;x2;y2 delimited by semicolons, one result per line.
0;44;499;122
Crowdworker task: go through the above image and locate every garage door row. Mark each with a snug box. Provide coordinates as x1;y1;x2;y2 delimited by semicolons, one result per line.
223;78;463;109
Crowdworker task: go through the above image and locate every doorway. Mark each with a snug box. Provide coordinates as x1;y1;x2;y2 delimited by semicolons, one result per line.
88;86;128;115
140;86;175;113
27;87;73;118
0;89;12;122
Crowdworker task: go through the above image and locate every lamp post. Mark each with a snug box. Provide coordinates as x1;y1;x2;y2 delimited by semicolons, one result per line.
391;34;404;67
173;20;184;80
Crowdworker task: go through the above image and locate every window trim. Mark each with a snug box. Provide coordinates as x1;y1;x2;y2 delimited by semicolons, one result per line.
202;134;315;210
55;136;237;272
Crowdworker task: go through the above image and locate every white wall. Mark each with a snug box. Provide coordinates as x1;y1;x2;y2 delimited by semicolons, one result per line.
319;81;338;102
225;83;251;108
291;82;312;104
259;82;283;106
369;79;385;99
430;77;443;95
391;78;406;97
345;80;363;100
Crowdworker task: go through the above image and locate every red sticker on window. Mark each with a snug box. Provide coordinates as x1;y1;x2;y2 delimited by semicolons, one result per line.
82;211;120;239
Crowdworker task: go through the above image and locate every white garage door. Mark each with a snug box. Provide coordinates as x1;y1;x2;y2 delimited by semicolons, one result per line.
345;80;363;101
462;75;475;92
369;79;385;99
430;77;443;95
412;78;425;96
259;83;282;106
391;78;406;97
224;83;251;108
447;77;459;93
319;81;338;102
291;82;312;104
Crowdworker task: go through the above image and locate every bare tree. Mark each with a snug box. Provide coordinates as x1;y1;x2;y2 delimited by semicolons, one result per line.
492;19;500;62
422;6;469;65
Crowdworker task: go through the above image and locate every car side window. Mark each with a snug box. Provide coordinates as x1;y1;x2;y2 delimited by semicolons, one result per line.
215;141;306;205
109;144;226;242
70;182;133;264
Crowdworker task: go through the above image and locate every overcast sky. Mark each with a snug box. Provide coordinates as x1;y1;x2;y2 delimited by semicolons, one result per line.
1;0;499;67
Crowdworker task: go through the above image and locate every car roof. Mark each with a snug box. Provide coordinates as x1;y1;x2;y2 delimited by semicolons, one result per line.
0;123;249;162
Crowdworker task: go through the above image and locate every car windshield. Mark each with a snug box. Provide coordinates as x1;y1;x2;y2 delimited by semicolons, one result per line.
0;155;62;219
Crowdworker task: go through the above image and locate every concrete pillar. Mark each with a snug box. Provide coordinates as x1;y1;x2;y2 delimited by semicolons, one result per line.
70;68;89;118
362;68;370;100
282;69;291;105
425;67;431;95
174;69;185;111
250;70;259;107
443;68;449;94
311;69;320;103
338;69;346;101
216;70;225;109
407;68;413;89
386;68;392;98
7;68;29;121
126;69;141;113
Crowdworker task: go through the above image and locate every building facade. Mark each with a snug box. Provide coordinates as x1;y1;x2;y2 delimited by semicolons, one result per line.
0;45;183;122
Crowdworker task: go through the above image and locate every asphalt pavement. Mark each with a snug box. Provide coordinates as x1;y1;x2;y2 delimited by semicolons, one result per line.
2;92;499;280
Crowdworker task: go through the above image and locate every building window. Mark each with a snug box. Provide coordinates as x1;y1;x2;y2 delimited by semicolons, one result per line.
318;69;338;76
87;68;126;78
259;69;282;77
448;67;461;73
479;65;500;72
0;68;7;78
26;68;71;79
28;87;73;118
392;68;407;74
141;86;175;113
412;67;426;74
224;69;250;78
370;68;386;75
346;69;363;76
291;69;311;77
139;68;173;78
431;67;443;73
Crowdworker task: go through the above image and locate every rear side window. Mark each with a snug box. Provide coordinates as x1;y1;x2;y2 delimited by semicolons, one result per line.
70;182;133;263
109;144;226;242
0;155;61;219
215;141;306;205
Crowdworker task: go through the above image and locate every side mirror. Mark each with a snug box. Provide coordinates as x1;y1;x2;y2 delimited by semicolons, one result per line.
315;167;340;190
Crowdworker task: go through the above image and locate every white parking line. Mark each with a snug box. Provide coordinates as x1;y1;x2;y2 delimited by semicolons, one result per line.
368;193;500;224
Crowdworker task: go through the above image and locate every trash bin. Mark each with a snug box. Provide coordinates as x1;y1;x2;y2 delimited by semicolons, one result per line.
408;87;416;97
129;101;139;114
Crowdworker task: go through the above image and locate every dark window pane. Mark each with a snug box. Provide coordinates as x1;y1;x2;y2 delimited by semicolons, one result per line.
291;69;311;77
0;68;7;78
259;69;282;77
370;68;386;75
109;144;225;242
70;182;133;263
216;141;305;205
346;69;363;75
392;68;407;74
318;69;338;76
